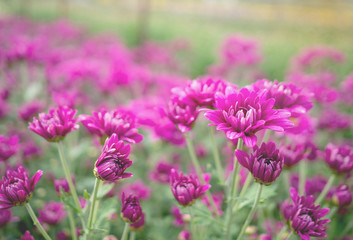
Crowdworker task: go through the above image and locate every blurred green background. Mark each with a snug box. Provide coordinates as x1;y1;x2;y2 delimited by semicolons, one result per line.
1;0;353;79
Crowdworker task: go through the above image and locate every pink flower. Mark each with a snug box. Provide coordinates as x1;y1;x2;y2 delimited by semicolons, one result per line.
0;166;43;209
289;188;330;240
20;231;35;240
0;135;19;162
28;106;79;142
171;78;234;108
80;109;143;144
119;181;151;200
18;100;45;122
150;160;180;183
325;143;353;174
94;133;133;182
205;87;293;147
163;97;199;133
251;79;313;117
170;169;210;206
38;201;66;225
120;193;142;224
235;142;284;185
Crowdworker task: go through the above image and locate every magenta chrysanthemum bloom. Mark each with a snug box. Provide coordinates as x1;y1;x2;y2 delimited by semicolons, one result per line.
331;185;352;215
0;166;43;209
80;109;143;144
280;200;294;222
54;177;74;195
130;212;145;231
304;176;327;197
120;181;151;201
171;78;235;108
178;230;192;240
324;143;353;175
280;142;306;169
94;133;133;182
235;142;284;185
28;106;79;142
289;188;330;240
204;87;293;147
251;79;313;118
150;161;179;183
164;97;199;133
120;193;143;224
18;100;45;122
171;206;188;227
20;230;35;240
0;135;19;162
169;169;211;206
38;201;66;225
318;109;351;131
0;209;18;228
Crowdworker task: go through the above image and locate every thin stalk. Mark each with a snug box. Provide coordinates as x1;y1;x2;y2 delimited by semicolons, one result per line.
286;231;295;240
209;127;224;185
184;132;219;216
56;142;81;212
24;203;52;240
92;181;103;223
88;178;100;230
129;232;136;240
121;222;130;240
276;226;288;240
284;170;291;196
68;209;78;240
224;139;243;240
298;160;306;196
188;207;197;240
236;183;263;240
315;175;336;205
233;172;253;212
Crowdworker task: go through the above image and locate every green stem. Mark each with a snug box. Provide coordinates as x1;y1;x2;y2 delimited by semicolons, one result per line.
284;170;291;196
92;181;103;224
315;174;336;205
209;127;224;185
188;207;197;240
88;178;100;230
233;172;253;212
68;209;78;240
298;160;306;196
56;142;82;213
121;222;130;240
276;226;288;240
286;231;295;240
24;203;52;240
236;183;263;240
129;231;136;240
184;132;219;216
224;139;243;240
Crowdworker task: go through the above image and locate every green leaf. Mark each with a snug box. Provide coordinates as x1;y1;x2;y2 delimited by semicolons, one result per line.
238;182;278;210
84;189;90;199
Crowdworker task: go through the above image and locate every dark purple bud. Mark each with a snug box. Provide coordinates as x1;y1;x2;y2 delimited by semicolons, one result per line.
235;142;284;185
170;169;210;206
0;166;43;209
94;134;133;182
120;193;142;224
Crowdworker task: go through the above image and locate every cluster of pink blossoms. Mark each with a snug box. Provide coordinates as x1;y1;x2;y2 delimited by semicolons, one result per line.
0;17;353;240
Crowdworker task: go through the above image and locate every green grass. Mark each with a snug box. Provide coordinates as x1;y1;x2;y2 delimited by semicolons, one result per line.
2;0;353;80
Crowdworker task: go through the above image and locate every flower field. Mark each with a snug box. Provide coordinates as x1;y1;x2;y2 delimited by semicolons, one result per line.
0;4;353;240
